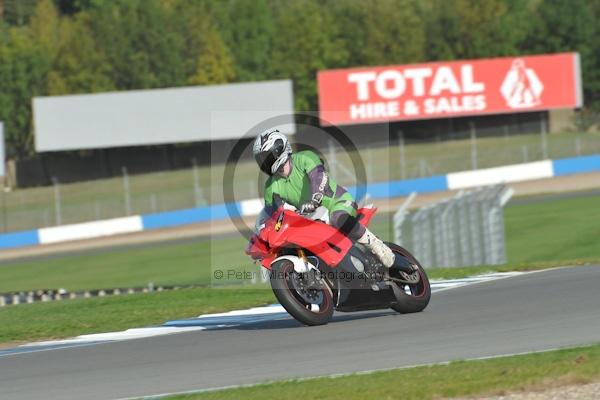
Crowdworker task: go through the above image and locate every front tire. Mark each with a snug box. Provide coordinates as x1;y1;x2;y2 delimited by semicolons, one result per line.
387;243;431;314
270;259;334;326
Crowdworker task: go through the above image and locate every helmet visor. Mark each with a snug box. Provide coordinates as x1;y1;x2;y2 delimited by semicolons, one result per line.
255;139;285;175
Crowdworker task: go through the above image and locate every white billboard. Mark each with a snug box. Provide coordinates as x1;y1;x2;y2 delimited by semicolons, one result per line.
33;80;295;152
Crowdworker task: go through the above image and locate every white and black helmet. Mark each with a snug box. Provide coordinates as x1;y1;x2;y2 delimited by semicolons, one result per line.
253;129;292;175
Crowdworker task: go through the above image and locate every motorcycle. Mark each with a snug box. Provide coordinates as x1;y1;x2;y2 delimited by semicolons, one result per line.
246;204;431;325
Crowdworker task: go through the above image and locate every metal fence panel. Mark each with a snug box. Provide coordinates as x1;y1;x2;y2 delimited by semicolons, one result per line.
395;184;513;269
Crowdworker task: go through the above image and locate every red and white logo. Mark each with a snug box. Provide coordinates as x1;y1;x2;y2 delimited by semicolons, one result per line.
500;59;544;109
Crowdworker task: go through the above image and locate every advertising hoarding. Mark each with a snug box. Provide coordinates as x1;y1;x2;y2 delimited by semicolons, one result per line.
318;53;582;126
33;80;295;152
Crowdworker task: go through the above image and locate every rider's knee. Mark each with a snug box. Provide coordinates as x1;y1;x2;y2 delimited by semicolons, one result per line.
330;211;365;240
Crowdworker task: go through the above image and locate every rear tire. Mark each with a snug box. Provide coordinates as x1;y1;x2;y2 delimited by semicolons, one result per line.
270;259;334;326
386;243;431;314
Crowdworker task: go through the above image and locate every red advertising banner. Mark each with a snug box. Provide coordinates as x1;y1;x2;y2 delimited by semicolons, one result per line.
317;53;582;126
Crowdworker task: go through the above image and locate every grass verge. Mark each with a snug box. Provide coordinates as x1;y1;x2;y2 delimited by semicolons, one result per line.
168;343;600;400
0;288;275;344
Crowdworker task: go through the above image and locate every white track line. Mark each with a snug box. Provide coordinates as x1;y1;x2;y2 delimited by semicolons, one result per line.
19;327;206;348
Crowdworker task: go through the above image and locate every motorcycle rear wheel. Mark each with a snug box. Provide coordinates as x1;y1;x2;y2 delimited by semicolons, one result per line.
270;259;334;326
386;243;431;314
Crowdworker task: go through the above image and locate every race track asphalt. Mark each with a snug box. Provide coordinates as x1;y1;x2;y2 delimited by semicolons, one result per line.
1;265;599;400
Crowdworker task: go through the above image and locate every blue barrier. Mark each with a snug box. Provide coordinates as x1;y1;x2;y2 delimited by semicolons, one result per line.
388;175;449;198
349;175;448;199
552;154;600;177
141;202;239;230
0;230;39;249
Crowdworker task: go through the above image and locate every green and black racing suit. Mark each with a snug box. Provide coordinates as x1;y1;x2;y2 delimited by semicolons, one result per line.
263;150;366;239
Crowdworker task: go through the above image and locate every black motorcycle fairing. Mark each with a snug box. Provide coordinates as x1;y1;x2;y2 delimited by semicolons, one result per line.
323;245;396;311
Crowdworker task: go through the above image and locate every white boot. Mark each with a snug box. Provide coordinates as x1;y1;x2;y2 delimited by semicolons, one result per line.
357;228;395;268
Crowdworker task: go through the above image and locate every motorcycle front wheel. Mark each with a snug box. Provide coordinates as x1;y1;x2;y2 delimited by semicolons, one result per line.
270;259;334;326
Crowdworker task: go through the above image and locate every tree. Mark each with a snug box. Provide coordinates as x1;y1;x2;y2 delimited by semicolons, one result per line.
162;0;235;86
586;0;600;109
2;0;37;26
332;0;425;65
214;0;275;81
54;0;100;15
268;0;344;111
47;12;114;94
89;0;186;90
421;0;530;61
0;28;50;157
524;0;597;108
28;0;60;61
188;26;236;85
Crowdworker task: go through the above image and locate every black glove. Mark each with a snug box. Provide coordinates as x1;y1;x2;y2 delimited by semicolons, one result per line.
300;193;323;215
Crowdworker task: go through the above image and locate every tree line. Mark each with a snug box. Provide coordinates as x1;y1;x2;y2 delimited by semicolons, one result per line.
0;0;598;158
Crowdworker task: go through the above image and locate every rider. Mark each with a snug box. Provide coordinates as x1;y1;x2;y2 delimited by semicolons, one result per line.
253;129;396;268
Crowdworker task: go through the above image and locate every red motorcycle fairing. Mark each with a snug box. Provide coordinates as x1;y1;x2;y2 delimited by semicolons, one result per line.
246;206;378;270
356;206;376;227
268;210;353;267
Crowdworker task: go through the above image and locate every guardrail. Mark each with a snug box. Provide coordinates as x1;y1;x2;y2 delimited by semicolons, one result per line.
0;153;599;251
